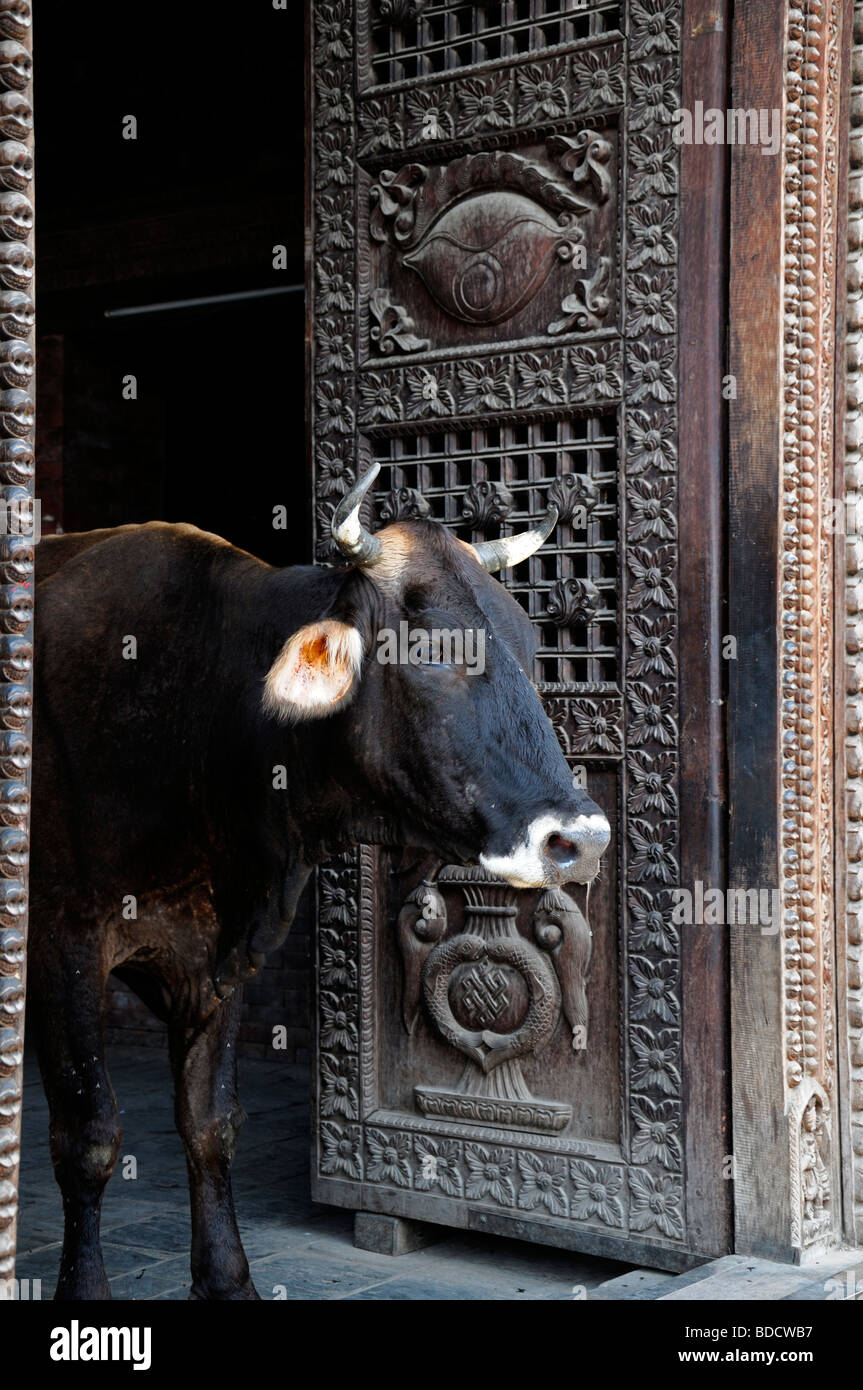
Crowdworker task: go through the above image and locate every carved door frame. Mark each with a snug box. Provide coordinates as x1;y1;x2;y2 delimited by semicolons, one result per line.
728;0;857;1262
0;3;34;1291
307;0;732;1270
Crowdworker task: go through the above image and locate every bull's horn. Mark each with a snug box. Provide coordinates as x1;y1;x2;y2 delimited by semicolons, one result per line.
471;505;559;573
331;462;383;565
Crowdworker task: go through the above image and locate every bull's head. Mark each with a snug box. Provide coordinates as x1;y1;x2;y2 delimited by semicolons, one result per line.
263;465;610;888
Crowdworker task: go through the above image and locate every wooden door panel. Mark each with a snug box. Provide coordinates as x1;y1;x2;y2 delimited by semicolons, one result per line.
309;0;725;1268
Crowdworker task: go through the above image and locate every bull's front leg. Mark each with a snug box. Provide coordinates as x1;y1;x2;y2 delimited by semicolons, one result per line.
168;986;259;1300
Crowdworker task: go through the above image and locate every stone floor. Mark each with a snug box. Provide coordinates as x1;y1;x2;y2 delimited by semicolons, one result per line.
15;1044;635;1301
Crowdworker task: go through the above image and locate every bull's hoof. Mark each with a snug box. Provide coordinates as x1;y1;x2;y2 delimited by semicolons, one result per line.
189;1278;260;1301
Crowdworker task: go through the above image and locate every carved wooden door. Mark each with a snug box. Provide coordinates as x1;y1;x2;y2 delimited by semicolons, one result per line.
308;0;729;1267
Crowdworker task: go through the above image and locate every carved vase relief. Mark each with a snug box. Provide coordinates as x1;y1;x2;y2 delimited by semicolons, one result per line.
395;869;592;1132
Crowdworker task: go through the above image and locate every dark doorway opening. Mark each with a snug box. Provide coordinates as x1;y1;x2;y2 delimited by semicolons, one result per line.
32;1;312;1058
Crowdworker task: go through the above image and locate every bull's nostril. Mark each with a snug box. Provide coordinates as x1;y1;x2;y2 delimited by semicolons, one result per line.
544;833;579;870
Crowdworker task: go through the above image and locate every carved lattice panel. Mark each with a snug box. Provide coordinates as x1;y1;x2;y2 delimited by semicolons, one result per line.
311;0;693;1266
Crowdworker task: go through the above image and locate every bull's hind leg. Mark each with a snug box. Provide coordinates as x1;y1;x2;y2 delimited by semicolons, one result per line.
168;987;258;1300
30;948;120;1300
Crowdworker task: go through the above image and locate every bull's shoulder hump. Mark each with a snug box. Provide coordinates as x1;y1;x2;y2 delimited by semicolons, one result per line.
36;521;268;588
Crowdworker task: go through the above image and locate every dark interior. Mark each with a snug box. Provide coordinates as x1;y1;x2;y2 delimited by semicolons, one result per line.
32;1;312;1057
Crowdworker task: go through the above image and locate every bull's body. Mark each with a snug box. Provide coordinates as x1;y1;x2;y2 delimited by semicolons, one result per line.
30;507;608;1300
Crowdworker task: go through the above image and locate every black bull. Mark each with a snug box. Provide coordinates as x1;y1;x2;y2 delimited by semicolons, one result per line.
29;501;609;1300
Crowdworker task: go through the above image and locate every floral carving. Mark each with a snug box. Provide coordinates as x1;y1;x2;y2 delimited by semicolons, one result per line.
320;990;358;1052
627;545;676;611
315;68;353;125
628;201;676;268
315;1;353;63
628;886;679;953
465;1144;515;1206
405;87;454;143
316;316;354;373
571;47;625;113
358;372;402;423
366;1128;412;1186
627;271;676;337
629;59;679;132
516;351;568;407
628;821;679;885
316;192;354;251
627;341;676;403
517;1152;568;1216
317;258;354;313
358;95;402;156
628;681;677;747
405;365;455;417
627;753;678;817
414;1137;463;1197
630;955;680;1022
629;1169;684;1240
456;75;512;134
315;379;354;437
627;408;677;473
316;440;355;498
516;60;567;123
457;358;513;412
569;342;622;400
568;698;622;756
629;132;678;200
315;129;352;188
627;614;676;676
632;1098;682;1170
320;1052;359;1119
321;1122;363;1179
570;1160;625;1226
631;1025;681;1095
630;0;681;60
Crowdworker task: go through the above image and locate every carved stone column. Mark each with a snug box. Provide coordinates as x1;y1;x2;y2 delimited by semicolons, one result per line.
0;0;33;1290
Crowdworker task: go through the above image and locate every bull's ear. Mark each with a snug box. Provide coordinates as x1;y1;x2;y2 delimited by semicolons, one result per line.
263;619;364;722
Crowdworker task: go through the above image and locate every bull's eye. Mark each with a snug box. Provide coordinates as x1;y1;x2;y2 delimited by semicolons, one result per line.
402;192;572;326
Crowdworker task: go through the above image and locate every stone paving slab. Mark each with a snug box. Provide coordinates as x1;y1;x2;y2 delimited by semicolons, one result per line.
15;1044;629;1301
19;1043;860;1302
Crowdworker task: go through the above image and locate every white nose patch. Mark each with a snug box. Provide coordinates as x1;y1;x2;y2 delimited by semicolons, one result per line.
479;812;611;889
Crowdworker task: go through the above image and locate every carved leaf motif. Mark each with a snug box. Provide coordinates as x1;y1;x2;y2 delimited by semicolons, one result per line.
547;472;599;525
378;487;431;524
461;479;514;528
375;0;425;26
368;287;429;354
456;74;513;134
544;577;601;627
548;256;612;335
369;164;428;244
549;129;613;206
